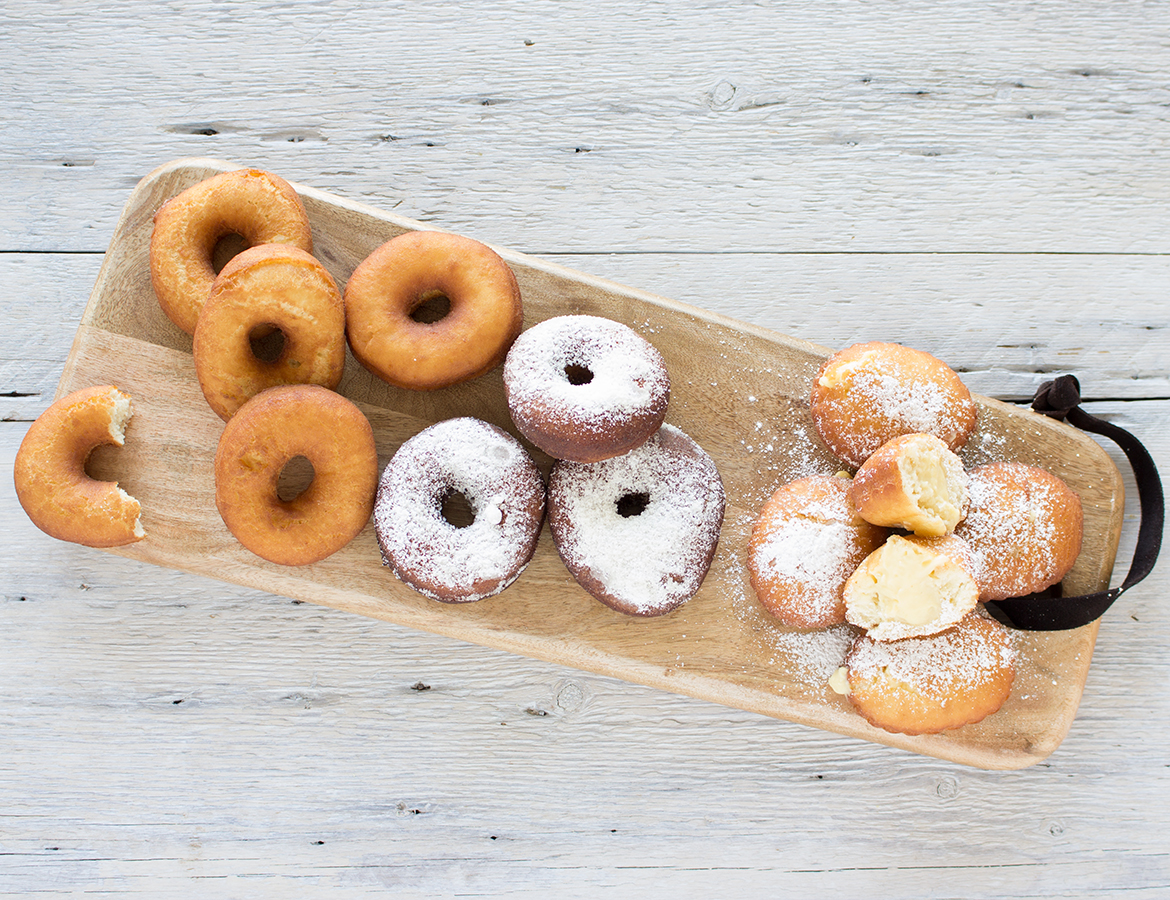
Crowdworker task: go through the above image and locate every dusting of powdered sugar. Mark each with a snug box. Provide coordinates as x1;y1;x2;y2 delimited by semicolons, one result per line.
548;424;724;615
374;417;545;602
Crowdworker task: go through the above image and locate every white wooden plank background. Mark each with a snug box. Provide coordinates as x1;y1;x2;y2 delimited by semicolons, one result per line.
2;1;1168;896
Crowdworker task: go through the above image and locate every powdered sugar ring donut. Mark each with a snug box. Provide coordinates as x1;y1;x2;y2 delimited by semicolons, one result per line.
374;417;546;602
547;424;725;617
504;315;670;463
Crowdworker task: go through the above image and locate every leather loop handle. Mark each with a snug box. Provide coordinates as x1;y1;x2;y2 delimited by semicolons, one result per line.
987;375;1164;631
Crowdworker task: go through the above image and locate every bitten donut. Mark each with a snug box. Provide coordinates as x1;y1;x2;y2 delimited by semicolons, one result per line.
837;612;1016;736
748;474;887;629
194;244;346;421
344;231;523;390
150;168;313;334
547;424;724;617
850;433;968;537
810;341;977;469
843;533;980;642
373;417;546;602
504;315;670;463
214;385;377;566
954;461;1083;601
14;385;144;547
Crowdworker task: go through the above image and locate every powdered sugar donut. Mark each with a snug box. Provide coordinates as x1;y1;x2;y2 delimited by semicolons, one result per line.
547;424;725;617
748;474;887;629
954;461;1083;601
503;315;670;463
374;417;546;602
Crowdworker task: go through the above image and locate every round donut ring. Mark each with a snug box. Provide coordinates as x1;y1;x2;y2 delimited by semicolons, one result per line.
14;385;144;547
150;168;314;334
214;385;378;566
194;244;346;421
373;417;546;602
343;231;523;390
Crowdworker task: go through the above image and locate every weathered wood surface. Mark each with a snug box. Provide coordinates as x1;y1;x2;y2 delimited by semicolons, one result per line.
2;0;1168;896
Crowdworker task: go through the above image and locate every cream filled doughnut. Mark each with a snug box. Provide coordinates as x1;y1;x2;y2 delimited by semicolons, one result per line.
504;314;670;463
14;385;144;548
344;231;523;390
547;424;724;617
373;417;546;602
194;244;345;421
850;433;969;537
150;168;313;334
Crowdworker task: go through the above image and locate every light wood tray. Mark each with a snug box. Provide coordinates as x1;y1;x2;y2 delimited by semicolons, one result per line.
61;157;1124;770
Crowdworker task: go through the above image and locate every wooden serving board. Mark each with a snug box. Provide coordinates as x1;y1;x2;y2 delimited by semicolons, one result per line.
61;157;1124;770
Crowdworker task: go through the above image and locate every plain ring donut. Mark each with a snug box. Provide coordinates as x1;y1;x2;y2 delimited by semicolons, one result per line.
213;384;378;566
150;168;314;334
344;231;523;390
14;385;145;547
194;244;346;421
373;417;546;602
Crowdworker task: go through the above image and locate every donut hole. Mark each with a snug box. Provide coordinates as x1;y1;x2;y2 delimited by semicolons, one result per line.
616;491;650;518
410;290;452;325
249;323;287;363
211;232;249;274
564;364;594;386
440;489;476;528
277;455;316;502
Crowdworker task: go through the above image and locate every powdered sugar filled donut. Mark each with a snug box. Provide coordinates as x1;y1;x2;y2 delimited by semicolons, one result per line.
547;424;725;617
504;315;670;463
374;417;546;602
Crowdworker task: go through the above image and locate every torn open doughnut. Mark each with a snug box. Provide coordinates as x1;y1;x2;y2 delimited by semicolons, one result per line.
150;168;314;334
850;433;969;537
810;341;977;469
214;385;377;566
373;417;546;602
954;461;1083;601
504;314;670;463
839;612;1016;736
344;231;523;390
194;244;346;421
843;533;979;641
547;424;724;617
748;474;887;629
14;385;144;547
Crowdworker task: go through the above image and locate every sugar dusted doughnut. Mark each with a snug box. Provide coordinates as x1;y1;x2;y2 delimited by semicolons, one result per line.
954;461;1083;601
850;433;968;537
843;534;979;641
150;168;313;334
14;385;144;547
194;244;345;421
374;417;546;602
810;341;977;469
748;474;887;629
214;385;377;566
344;231;523;390
504;315;670;463
547;424;724;617
840;612;1016;735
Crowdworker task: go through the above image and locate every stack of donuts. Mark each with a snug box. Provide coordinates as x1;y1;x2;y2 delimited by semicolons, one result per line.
748;341;1084;736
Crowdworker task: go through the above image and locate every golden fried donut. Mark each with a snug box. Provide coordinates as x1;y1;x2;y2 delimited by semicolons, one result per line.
213;385;377;566
810;341;977;469
839;612;1016;735
374;417;546;602
954;461;1083;601
193;244;345;421
150;168;313;334
843;533;979;641
344;231;523;390
504;315;670;463
850;433;968;537
14;385;144;547
748;474;887;629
